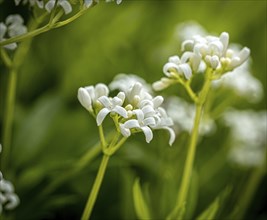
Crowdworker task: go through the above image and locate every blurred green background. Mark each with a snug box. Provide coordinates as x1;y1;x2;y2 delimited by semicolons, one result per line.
0;0;266;219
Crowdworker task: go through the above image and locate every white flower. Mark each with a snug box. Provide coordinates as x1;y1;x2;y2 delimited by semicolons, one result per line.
109;74;152;94
14;0;44;8
0;15;27;50
223;109;267;167
212;60;263;103
96;92;128;125
119;107;156;143
152;77;174;91
45;0;72;14
175;21;207;42
163;55;193;80
125;82;152;107
166;97;216;136
78;83;109;113
0;179;20;214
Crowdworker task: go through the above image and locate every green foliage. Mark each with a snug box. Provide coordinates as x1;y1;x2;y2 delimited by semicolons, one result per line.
133;178;151;220
0;0;266;220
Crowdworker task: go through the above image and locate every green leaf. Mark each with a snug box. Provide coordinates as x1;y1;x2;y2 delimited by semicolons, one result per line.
166;202;186;220
133;178;151;220
196;186;231;220
196;197;219;220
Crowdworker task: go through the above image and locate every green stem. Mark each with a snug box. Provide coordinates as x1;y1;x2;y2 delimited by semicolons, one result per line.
81;154;110;220
1;68;17;171
0;6;93;47
176;102;202;210
98;125;107;150
175;69;212;218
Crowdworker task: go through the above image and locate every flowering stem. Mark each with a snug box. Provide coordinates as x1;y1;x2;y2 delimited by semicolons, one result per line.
0;5;95;47
175;69;212;217
81;154;110;220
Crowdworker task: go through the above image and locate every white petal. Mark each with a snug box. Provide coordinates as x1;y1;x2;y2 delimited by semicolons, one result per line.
78;88;92;111
96;108;110;126
45;1;56;13
98;96;112;108
0;22;7;40
117;91;125;103
140;126;153;143
143;117;156;126
6;14;24;25
220;32;229;56
59;0;72;14
163;127;176;146
116;0;122;4
95;83;109;98
119;124;131;137
133;109;144;122
178;63;192;80
5;194;20;210
142;105;155;117
168;55;180;64
153;96;164;108
124;119;140;129
181;39;194;51
4;43;17;50
152;80;169;91
163;63;178;77
112;106;128;118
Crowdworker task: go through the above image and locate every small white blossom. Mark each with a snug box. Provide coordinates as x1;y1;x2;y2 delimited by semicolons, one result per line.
0;15;27;50
0;179;20;214
120;107;156;143
109;73;152;94
223;109;267;167
78;83;109;113
14;0;44;8
96;92;128;125
212;60;263;103
45;0;72;14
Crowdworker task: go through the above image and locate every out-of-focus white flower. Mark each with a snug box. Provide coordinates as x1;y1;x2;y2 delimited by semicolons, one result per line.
120;107;156;143
96;92;127;125
0;179;20;214
175;21;207;42
14;0;44;8
0;15;27;50
166;97;216;136
109;74;152;94
223;109;267;167
212;60;263;103
78;83;109;113
0;144;20;214
45;0;72;14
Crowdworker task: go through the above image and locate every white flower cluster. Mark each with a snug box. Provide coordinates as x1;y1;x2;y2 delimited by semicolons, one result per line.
78;74;175;145
223;110;267;168
0;15;27;50
15;0;73;14
166;97;215;136
153;32;250;91
0;144;20;214
212;59;263;103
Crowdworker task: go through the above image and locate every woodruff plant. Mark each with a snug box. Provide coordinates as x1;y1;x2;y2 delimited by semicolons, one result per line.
77;75;175;219
0;1;260;220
